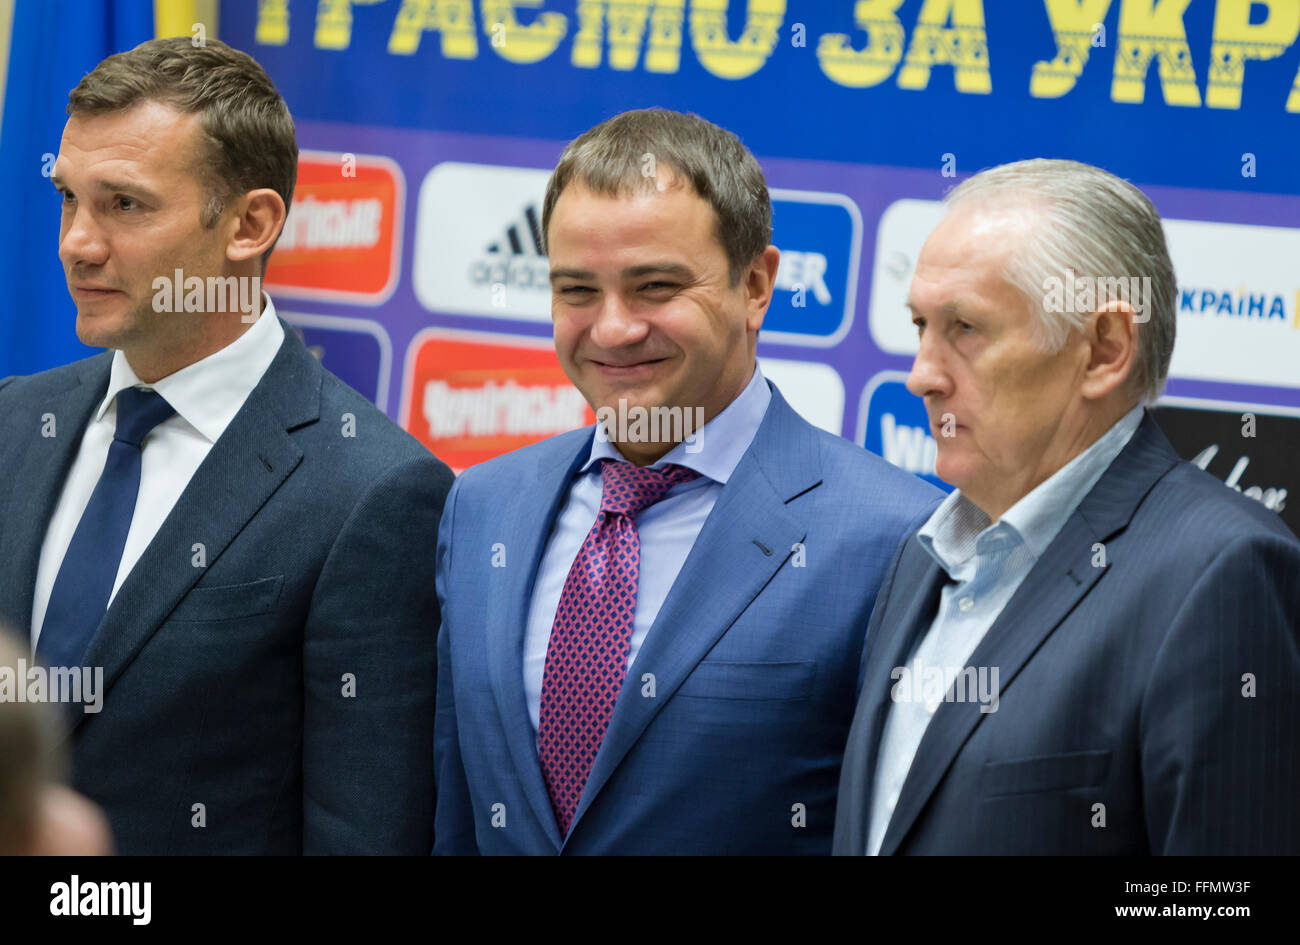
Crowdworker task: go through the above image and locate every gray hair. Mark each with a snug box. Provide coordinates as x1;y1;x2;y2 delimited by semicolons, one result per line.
541;108;771;286
944;158;1176;405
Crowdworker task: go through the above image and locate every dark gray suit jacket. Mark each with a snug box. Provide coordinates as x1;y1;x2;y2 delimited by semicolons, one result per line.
834;411;1300;855
0;321;452;854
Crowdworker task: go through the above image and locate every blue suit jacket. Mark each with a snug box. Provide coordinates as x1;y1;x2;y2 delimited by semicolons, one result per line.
434;382;942;854
833;411;1300;855
0;321;453;854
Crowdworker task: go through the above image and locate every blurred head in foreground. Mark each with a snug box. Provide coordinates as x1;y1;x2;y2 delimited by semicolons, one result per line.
0;630;113;855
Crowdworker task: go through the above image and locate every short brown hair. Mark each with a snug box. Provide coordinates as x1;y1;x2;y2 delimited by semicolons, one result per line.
67;37;297;269
542;109;771;286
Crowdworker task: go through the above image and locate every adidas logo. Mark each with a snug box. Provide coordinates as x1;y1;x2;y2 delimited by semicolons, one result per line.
486;203;545;256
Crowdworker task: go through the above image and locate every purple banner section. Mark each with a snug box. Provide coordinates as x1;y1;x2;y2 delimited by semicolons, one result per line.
287;117;1300;455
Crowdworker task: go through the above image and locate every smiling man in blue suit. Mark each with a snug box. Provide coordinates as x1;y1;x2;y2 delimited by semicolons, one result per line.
434;109;941;855
833;159;1300;855
0;39;451;854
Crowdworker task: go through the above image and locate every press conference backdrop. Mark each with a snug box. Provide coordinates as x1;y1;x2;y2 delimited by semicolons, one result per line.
3;0;1296;534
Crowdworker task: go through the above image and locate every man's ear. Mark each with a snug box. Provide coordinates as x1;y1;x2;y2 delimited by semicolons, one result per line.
744;245;781;333
1079;299;1141;401
225;188;287;266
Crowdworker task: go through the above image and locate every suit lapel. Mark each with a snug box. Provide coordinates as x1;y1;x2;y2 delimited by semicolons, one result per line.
71;323;320;733
877;411;1180;854
0;357;110;639
484;430;591;851
567;387;818;840
844;540;947;854
876;516;1107;854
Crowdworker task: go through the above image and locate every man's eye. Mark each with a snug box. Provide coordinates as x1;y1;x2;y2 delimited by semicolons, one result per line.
59;191;75;205
640;282;676;292
115;196;136;211
957;321;973;333
560;286;594;296
913;319;925;335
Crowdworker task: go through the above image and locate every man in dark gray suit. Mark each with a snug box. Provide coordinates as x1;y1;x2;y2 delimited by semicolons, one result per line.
0;38;451;853
834;159;1300;855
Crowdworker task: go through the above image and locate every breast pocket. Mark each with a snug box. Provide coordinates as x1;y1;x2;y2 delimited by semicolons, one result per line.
980;749;1111;798
675;659;815;702
169;575;284;623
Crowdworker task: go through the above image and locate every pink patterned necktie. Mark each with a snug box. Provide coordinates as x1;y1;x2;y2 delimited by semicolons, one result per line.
537;458;700;835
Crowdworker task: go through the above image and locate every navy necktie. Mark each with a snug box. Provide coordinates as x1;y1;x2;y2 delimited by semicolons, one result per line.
37;387;175;667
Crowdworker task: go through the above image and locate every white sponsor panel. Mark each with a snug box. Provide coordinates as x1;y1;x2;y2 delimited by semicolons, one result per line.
868;199;1300;390
868;198;947;356
1162;218;1299;389
413;162;553;320
758;358;845;435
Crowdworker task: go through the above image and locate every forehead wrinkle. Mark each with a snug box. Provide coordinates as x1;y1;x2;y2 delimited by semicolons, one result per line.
60;106;204;186
623;262;693;277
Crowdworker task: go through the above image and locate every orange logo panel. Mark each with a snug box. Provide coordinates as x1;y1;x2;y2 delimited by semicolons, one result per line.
403;334;595;471
264;152;401;301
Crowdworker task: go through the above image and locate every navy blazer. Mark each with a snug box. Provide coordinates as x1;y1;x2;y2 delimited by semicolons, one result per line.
434;382;942;854
0;321;453;854
833;411;1300;855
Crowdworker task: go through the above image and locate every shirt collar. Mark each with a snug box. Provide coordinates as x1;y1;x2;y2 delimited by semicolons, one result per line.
580;362;772;484
915;489;990;578
1001;404;1145;558
918;404;1145;575
95;294;287;443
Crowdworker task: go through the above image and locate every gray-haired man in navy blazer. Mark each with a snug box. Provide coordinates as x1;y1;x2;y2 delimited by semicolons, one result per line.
0;38;451;854
834;159;1300;855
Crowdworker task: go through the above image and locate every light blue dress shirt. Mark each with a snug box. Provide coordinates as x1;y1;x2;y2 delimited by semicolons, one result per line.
865;405;1144;854
522;366;772;733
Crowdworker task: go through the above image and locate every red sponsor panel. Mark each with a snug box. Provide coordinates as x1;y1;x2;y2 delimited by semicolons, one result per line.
401;330;595;471
263;150;403;303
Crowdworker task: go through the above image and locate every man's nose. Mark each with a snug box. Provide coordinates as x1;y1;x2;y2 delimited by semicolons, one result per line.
589;293;649;350
906;331;953;401
59;206;109;268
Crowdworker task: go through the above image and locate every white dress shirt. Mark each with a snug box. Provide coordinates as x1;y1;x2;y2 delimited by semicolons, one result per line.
865;405;1144;854
522;366;772;733
30;298;286;647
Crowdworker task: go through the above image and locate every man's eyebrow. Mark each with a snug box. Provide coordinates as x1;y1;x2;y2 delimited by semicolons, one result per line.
550;267;597;284
49;175;160;201
623;263;694;280
906;300;976;318
550;262;696;284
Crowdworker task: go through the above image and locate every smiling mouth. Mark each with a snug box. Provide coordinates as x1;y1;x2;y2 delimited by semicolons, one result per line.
592;358;667;373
